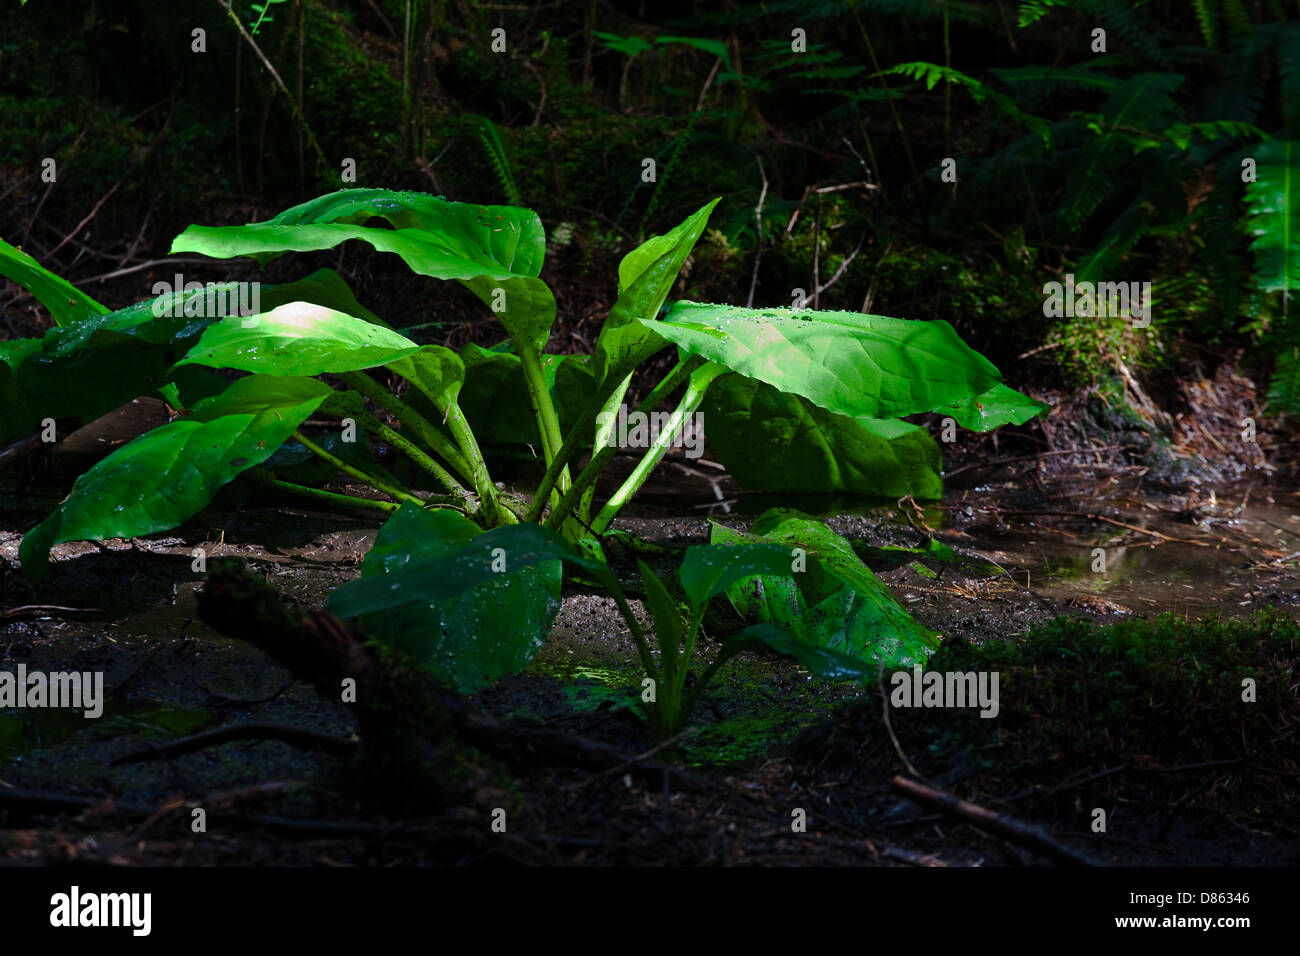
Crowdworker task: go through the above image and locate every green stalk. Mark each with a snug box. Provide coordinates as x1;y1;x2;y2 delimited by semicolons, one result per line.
589;362;723;535
348;407;477;513
672;613;703;700
292;430;423;506
338;371;474;484
523;373;628;523
607;588;659;688
516;342;569;492
440;399;510;526
545;355;704;531
681;645;738;722
374;367;507;526
577;371;633;523
245;468;400;514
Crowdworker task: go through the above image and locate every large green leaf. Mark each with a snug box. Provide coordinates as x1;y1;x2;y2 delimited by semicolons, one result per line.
936;382;1050;432
713;511;939;668
647;301;1002;420
170;188;558;353
701;373;944;498
0;237;108;326
733;623;876;682
175;301;419;376
328;521;624;620
388;344;466;410
19;376;331;581
591;199;719;384
1;271;389;444
347;502;562;692
677;542;800;610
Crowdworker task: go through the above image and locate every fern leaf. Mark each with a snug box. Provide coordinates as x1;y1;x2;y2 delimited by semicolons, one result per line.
1192;0;1218;49
1266;344;1300;414
1076;199;1152;282
476;117;522;207
1221;0;1251;39
1245;139;1300;301
876;62;1049;141
1058;73;1184;232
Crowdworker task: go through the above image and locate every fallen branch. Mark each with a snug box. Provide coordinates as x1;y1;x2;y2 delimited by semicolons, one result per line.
110;722;355;766
891;775;1103;867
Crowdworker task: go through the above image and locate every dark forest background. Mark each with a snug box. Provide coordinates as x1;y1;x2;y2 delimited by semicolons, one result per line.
3;0;1298;461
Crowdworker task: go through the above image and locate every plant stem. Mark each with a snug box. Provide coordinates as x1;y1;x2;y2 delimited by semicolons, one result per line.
546;355;704;531
292;430;423;506
681;644;739;719
349;407;477;513
673;613;703;700
517;341;571;501
440;399;510;526
375;367;507;526
523;374;627;523
589;362;724;534
577;371;633;522
244;468;400;514
216;0;331;182
336;371;474;482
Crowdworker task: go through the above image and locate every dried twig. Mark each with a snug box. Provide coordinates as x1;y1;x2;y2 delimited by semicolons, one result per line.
746;156;768;308
892;775;1104;866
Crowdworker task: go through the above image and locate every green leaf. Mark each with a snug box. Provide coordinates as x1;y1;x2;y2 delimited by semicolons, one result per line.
637;559;683;669
656;35;731;67
701;373;944;498
709;523;806;634
328;521;624;620
1;270;392;444
175;301;419;375
648;302;1001;420
721;510;939;669
593;31;653;57
936;382;1050;432
1246;140;1300;301
387;344;466;410
677;542;799;610
170;188;557;353
592;199;720;384
349;502;562;692
0;237;108;326
19;376;331;581
734;623;875;682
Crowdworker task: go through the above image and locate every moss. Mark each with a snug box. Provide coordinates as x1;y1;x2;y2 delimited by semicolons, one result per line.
869;611;1297;774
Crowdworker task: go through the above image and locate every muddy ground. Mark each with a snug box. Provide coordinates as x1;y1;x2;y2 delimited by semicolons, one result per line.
1;405;1298;866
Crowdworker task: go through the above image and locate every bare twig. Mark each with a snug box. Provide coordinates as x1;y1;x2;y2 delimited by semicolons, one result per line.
814;231;866;298
746;156;768;308
216;0;330;179
891;776;1104;866
109;721;356;766
878;666;921;778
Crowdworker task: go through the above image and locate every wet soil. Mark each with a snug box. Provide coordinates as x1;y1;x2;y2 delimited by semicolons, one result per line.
1;412;1298;866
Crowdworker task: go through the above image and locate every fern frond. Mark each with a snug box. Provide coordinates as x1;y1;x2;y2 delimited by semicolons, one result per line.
992;62;1120;97
1192;0;1218;49
476;117;522;206
1017;0;1066;27
638;110;698;234
1221;0;1251;39
1266;344;1300;414
875;62;1049;141
1075;198;1152;282
1245;139;1300;301
1058;73;1184;232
